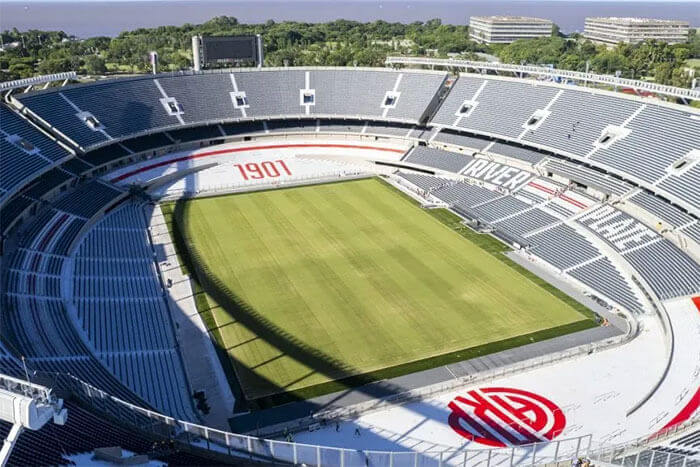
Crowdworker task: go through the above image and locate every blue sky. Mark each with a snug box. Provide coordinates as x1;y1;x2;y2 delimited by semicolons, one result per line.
8;0;699;2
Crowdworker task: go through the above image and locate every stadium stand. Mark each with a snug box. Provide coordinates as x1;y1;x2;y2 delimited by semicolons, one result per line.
431;129;492;151
471;195;532;223
11;70;697;217
0;105;70;163
317;119;366;134
567;258;645;314
591;105;699;185
220;120;265;136
431;76;487;126
681;222;700;244
364;121;416;137
403;146;473;173
0;400;154;467
157;72;243;123
493;208;560;237
0;105;68;202
626;190;696;229
0;396;218;467
487;142;548;165
309;69;446;121
233;69;305;118
81;143;133;167
622;240;700;300
266;119;317;134
528;224;601;270
14;69;447;150
166;125;225;143
516;178;561;204
264;119;417;137
433;181;503;209
122;133;174;153
577;206;658;252
577;205;700;300
0;344;24;380
522;222;647;314
72;203;197;421
432;76;560;139
545;198;581;218
61;156;94;175
427;75;699;214
659;165;700;210
0;166;80;234
23;168;73;199
396;172;456;192
0;195;35;231
611;446;700;467
522;91;641;158
669;429;700;453
3;185;157;411
544;159;632;196
52;180;123;218
1;66;699;465
516;188;545;205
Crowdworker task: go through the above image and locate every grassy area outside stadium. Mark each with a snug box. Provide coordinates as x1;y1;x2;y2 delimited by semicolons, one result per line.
162;177;596;408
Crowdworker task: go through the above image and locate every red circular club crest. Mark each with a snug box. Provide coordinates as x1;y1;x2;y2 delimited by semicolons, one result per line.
448;387;566;447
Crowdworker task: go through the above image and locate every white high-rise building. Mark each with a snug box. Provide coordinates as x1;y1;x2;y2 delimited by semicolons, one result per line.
469;16;554;44
584;17;690;45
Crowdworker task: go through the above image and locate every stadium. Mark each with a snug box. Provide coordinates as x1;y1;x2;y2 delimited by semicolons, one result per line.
0;52;698;465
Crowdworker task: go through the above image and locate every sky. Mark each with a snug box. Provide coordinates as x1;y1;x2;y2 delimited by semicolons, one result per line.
5;0;699;2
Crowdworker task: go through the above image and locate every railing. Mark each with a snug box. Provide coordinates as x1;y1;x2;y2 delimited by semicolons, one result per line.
593;423;700;466
599;449;700;467
155;170;369;201
0;373;55;404
35;286;684;467
63;368;700;466
0;72;76;90
64;373;593;466
384;56;700;101
178;424;593;467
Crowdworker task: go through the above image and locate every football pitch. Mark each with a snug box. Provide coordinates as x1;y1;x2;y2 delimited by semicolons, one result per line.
167;178;594;404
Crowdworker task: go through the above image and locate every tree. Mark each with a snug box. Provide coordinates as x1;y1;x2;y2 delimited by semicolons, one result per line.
670;66;692;88
37;57;72;74
204;16;239;29
653;62;674;84
690;29;700;58
83;55;107;75
590;50;629;75
497;37;569;65
8;62;34;79
171;53;191;70
4;17;696;89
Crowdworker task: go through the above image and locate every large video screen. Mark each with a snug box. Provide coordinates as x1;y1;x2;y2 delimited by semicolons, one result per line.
201;36;258;63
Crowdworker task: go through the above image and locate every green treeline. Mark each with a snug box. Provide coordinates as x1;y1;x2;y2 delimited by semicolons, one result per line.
1;16;698;88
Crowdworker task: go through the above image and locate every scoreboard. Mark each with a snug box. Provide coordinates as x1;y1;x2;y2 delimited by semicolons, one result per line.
192;35;264;70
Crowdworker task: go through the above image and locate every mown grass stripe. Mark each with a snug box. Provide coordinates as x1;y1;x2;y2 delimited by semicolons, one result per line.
164;177;596;408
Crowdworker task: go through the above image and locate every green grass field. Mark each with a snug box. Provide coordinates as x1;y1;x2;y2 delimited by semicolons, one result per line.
165;178;594;405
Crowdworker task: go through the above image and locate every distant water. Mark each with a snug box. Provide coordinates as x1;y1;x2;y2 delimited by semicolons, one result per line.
2;1;699;38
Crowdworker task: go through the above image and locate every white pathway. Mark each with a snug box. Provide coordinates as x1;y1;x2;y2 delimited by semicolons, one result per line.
148;205;236;430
